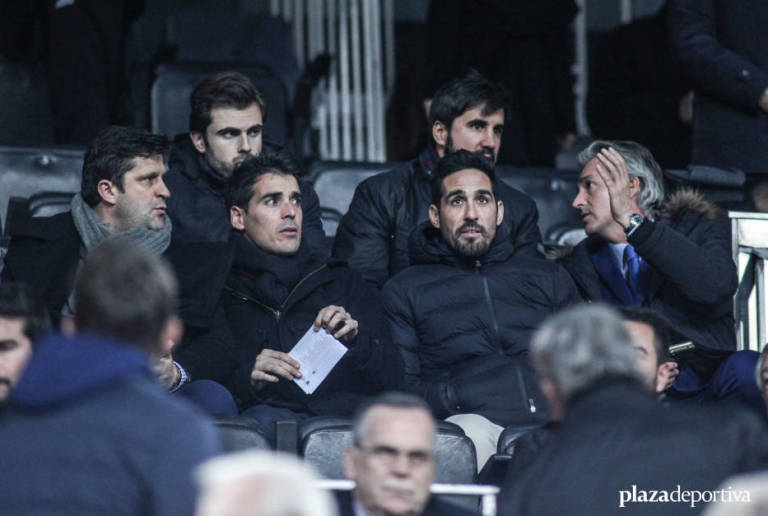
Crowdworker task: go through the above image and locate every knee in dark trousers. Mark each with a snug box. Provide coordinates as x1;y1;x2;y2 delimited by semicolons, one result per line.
177;380;238;416
710;351;763;415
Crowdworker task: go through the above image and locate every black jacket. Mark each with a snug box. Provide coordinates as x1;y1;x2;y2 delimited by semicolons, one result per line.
555;189;737;355
172;236;403;415
1;211;81;325
165;134;327;247
669;0;768;173
499;380;768;515
382;222;580;426
333;147;542;288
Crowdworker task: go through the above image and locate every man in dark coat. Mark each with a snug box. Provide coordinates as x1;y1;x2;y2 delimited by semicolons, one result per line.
382;150;579;468
1;126;171;327
172;152;403;443
164;70;325;248
333;70;541;289
0;242;221;516
339;392;477;516
499;304;768;515
669;0;768;174
556;139;761;412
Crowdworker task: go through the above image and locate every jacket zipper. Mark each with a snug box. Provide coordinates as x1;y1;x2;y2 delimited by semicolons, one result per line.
475;260;536;414
225;264;328;323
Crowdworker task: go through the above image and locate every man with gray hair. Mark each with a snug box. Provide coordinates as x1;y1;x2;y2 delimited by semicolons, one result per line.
196;450;337;516
555;139;760;412
340;392;476;516
500;304;768;515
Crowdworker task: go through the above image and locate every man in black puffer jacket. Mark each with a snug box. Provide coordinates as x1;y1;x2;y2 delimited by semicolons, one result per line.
333;70;541;288
171;152;402;443
382;150;580;468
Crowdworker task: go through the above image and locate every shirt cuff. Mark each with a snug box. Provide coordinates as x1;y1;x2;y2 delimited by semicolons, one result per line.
168;360;190;393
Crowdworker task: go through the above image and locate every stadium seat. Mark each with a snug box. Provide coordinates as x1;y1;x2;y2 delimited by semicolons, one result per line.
0;145;83;232
166;7;299;100
214;415;271;452
298;416;477;483
308;161;396;237
151;63;289;145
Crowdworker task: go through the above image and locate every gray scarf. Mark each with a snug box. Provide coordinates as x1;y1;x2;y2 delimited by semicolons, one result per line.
70;193;172;255
62;194;172;317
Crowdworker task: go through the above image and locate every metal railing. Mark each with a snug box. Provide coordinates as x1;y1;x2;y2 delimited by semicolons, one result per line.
315;479;500;516
270;0;393;162
730;211;768;351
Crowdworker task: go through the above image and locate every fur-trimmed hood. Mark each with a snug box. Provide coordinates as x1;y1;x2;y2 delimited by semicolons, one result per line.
660;187;722;221
546;187;721;261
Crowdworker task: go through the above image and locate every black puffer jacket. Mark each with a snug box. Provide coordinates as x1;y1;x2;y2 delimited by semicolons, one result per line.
382;222;580;426
174;235;403;415
165;135;326;249
333;147;542;288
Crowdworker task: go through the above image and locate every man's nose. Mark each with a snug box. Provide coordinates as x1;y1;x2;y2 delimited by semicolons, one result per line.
391;453;411;476
572;190;584;209
282;201;297;218
465;200;479;220
238;133;251;153
157;177;171;199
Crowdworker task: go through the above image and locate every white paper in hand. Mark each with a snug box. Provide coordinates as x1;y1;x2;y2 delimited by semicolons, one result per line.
288;326;348;394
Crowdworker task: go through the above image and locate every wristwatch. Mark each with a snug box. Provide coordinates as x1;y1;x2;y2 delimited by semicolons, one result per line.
624;213;645;234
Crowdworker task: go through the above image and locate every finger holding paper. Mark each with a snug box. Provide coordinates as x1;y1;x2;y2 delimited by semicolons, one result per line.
250;349;302;390
313;305;359;341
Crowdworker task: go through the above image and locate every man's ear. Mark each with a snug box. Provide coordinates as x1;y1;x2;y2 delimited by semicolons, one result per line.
496;200;504;227
159;315;183;356
629;176;642;202
428;204;440;229
231;205;246;231
190;131;207;154
97;179;119;206
539;379;565;422
432;121;448;153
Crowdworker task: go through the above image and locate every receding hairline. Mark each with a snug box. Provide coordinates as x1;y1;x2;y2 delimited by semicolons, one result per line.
356;404;435;446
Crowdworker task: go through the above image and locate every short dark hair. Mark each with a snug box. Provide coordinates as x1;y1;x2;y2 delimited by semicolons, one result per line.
430;149;497;206
189;71;267;134
0;283;50;345
81;126;169;207
351;392;434;446
619;306;672;365
428;69;508;135
74;241;178;355
228;150;302;209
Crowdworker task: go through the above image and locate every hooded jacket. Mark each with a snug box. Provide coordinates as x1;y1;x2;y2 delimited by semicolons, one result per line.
555;188;737;357
0;333;219;516
332;147;542;288
382;221;580;426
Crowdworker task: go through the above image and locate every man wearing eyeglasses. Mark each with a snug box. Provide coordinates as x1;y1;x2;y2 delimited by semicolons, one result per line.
340;392;476;516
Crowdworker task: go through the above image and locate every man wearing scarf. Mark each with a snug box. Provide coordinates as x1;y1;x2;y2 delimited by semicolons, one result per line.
171;151;403;444
2;125;172;327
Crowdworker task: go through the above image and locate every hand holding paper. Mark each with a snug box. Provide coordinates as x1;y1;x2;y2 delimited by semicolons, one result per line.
313;304;358;341
250;349;302;391
289;326;348;394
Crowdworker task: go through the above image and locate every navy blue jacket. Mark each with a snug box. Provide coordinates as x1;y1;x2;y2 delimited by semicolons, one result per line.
669;0;768;173
0;333;220;516
556;189;737;354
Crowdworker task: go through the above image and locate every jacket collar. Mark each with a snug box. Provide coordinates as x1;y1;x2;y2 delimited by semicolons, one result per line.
408;220;515;269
